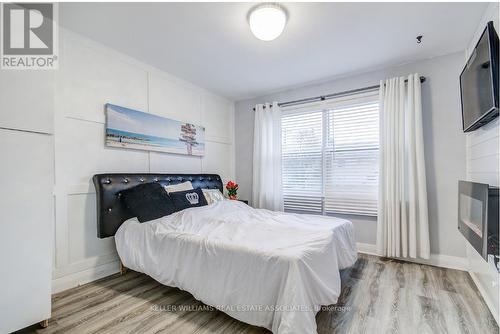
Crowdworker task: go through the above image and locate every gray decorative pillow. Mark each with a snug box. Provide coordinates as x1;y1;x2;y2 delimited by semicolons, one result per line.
202;189;225;204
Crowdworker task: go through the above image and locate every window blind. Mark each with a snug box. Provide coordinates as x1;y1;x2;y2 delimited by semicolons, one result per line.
282;110;324;214
282;93;379;216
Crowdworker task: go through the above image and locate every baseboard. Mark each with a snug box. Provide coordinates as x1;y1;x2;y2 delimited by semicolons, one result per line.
407;253;469;271
52;260;120;294
52;252;118;279
356;242;468;271
469;271;499;325
356;242;378;255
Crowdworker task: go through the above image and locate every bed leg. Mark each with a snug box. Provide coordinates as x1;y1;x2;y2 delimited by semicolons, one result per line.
40;319;49;328
120;261;128;275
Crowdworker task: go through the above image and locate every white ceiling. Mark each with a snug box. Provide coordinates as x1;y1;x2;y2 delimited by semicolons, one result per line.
60;2;488;101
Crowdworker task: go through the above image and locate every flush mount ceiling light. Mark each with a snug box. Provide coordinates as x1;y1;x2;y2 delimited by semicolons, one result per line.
248;3;287;41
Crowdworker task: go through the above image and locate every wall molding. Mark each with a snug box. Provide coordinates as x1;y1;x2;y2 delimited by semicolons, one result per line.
53;252;118;279
62;28;232;105
205;135;232;145
356;242;377;255
356;242;469;271
469;271;499;324
52;28;236;296
0;126;53;136
67;184;95;195
65;112;234;146
52;260;120;294
65;115;105;125
411;253;469;271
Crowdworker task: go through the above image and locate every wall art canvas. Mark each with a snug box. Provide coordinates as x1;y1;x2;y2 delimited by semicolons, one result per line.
105;103;205;156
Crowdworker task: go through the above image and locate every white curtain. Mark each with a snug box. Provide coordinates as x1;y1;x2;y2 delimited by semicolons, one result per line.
252;102;284;211
377;73;430;259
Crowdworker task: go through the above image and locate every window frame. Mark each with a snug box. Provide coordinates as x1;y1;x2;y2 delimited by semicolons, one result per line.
281;90;380;217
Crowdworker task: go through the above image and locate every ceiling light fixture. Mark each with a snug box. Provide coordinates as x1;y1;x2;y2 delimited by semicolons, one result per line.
248;3;287;41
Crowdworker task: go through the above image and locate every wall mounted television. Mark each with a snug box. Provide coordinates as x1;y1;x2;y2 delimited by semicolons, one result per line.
460;21;499;132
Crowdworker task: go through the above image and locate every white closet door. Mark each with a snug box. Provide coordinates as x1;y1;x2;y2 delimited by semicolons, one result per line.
0;129;53;333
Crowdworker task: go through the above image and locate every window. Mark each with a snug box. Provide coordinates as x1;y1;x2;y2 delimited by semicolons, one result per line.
281;91;379;216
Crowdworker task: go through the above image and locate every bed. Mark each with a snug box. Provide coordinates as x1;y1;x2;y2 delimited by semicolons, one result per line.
93;173;357;334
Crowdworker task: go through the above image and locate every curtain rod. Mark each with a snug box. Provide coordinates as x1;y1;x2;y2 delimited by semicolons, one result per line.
252;76;426;110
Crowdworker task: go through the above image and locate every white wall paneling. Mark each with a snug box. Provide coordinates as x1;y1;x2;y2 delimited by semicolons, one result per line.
0;129;54;333
67;194;116;263
464;2;500;323
60;118;150;185
202;93;234;144
148;73;202;124
59;31;149;123
466;118;499;185
202;141;233;183
52;29;235;293
149;152;202;174
0;71;55;134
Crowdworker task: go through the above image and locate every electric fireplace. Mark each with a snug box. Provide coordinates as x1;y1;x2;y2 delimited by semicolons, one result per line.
458;181;499;267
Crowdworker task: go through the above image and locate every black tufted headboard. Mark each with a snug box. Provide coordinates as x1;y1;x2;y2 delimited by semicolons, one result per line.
92;173;224;238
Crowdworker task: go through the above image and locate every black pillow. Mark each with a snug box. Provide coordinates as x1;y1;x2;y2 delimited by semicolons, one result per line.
120;182;176;222
169;188;208;211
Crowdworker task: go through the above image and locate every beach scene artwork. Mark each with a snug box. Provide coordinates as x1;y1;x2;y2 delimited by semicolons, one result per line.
105;104;205;156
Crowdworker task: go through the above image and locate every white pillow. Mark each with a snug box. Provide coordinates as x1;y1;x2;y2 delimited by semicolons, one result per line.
202;189;225;205
164;181;193;193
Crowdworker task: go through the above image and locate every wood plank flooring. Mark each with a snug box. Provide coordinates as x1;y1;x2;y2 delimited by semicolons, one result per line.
18;254;498;334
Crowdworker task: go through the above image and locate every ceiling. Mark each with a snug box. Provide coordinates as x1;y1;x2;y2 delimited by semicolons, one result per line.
60;2;488;101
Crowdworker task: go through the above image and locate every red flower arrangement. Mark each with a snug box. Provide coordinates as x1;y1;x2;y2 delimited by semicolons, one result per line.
226;181;239;200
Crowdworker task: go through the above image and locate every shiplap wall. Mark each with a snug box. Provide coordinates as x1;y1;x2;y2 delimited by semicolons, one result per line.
52;29;235;293
464;2;500;323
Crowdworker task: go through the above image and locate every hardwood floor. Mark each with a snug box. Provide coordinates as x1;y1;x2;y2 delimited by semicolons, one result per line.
19;254;498;334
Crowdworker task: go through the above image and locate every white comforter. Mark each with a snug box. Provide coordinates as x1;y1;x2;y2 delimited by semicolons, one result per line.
115;200;357;334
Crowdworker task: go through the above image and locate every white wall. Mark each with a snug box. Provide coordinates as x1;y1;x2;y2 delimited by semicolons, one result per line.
464;2;500;323
52;29;235;293
235;51;468;261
